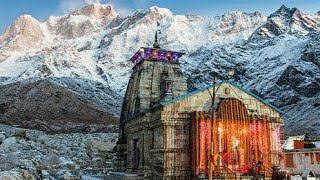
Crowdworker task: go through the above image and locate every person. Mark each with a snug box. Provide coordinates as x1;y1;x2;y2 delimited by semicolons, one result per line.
271;165;291;180
257;160;262;176
249;159;256;176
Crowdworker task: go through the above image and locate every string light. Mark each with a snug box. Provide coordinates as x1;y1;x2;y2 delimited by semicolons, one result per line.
192;98;277;177
130;47;183;65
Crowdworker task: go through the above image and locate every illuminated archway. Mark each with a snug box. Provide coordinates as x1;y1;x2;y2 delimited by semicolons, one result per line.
192;98;272;176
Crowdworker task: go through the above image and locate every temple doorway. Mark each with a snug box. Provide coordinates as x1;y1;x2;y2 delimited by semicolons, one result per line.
132;139;140;171
191;98;272;176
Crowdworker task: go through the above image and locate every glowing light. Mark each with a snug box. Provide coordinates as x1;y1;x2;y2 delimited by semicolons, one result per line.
159;51;166;60
145;49;152;58
191;98;276;177
172;53;178;63
130;47;184;65
152;50;158;58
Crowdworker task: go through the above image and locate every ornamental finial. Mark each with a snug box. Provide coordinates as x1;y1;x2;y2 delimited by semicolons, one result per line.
153;22;161;49
153;30;160;49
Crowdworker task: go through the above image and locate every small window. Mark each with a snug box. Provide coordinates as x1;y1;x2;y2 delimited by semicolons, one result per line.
311;153;315;164
134;97;140;113
163;80;173;95
285;154;294;167
316;153;320;163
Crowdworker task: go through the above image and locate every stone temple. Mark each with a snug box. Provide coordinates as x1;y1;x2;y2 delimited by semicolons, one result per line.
115;34;284;179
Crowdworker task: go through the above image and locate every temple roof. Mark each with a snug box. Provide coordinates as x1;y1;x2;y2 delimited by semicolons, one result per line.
122;80;284;124
160;80;284;113
130;47;185;66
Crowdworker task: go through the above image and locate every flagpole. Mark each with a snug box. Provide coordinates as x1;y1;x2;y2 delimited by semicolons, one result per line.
209;74;216;180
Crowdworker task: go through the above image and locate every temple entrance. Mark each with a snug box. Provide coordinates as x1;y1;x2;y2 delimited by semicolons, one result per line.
132;139;140;171
191;98;272;177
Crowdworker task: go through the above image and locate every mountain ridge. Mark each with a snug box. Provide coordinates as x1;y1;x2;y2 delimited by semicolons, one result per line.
0;4;319;136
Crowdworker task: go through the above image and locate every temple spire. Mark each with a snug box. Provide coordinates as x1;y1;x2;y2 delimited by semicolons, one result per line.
153;30;160;49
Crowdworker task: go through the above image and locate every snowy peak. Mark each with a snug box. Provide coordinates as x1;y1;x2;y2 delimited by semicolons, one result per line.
249;5;320;42
270;5;303;21
148;6;172;17
43;4;118;39
0;14;44;50
208;11;267;43
3;15;42;38
71;3;117;19
142;6;172;23
271;4;291;17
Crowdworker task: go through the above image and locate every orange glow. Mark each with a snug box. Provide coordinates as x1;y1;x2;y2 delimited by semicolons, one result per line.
166;52;171;61
152;50;158;58
191;98;275;177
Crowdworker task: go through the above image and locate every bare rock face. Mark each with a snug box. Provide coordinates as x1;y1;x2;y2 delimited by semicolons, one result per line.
0;80;118;133
0;15;44;50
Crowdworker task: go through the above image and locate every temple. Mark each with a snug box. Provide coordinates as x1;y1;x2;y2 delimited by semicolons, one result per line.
115;33;284;179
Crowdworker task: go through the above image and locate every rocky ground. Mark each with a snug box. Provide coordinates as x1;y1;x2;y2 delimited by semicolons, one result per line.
0;124;118;179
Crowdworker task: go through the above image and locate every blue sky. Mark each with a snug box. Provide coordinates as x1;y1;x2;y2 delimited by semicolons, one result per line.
0;0;320;33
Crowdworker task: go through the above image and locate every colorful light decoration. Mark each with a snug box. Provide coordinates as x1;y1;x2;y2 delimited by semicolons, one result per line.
158;51;166;60
145;48;152;58
130;47;184;65
192;98;280;177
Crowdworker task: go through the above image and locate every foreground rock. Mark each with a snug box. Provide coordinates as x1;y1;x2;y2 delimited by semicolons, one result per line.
0;124;118;179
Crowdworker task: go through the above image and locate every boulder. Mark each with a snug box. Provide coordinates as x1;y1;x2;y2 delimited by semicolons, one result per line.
54;169;73;180
7;153;21;166
22;171;36;180
0;137;16;151
44;153;62;167
37;134;48;144
41;170;50;180
0;133;6;143
86;140;113;154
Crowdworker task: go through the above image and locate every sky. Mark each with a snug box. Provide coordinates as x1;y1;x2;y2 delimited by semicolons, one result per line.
0;0;320;33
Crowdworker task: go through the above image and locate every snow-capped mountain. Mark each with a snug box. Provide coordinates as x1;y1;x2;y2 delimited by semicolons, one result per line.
0;4;319;136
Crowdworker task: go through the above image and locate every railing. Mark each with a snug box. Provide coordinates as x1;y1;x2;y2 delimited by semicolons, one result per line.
216;165;237;179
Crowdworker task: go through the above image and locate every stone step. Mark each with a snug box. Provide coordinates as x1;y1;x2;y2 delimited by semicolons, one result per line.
107;172;144;180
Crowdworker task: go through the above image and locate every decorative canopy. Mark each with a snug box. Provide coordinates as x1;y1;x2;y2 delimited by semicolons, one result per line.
130;47;185;66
